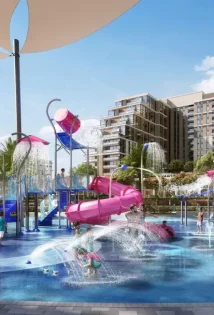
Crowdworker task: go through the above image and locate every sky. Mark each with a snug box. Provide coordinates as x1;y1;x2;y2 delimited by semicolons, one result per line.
0;0;214;173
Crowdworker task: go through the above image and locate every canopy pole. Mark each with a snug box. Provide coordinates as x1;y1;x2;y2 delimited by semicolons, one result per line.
13;39;22;142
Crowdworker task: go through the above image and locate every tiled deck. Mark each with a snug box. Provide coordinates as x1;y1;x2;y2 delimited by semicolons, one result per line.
0;301;213;315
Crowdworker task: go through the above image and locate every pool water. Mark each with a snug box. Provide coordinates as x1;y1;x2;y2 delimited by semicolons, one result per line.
1;217;214;303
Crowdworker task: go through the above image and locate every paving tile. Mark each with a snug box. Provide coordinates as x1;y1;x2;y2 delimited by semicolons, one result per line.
118;311;138;315
99;311;119;315
55;307;74;312
91;308;110;312
174;312;195;315
7;310;27;314
156;311;175;315
38;307;57;311
44;312;63;315
81;311;100;315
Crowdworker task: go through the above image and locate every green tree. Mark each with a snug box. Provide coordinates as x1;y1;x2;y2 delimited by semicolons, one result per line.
115;143;143;186
0;137;17;174
120;143;143;167
184;161;194;172
113;168;138;186
73;162;96;176
168;159;184;173
194;151;214;173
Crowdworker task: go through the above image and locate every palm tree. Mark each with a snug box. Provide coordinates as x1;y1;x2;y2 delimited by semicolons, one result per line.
0;137;17;174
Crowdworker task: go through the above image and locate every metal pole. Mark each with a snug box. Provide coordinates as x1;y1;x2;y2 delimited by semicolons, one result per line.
2;155;6;220
13;39;22;142
180;198;183;225
58;192;61;228
141;149;143;194
86;146;90;188
46;98;61;190
34;194;39;232
184;199;188;226
208;185;210;222
109;167;119;198
69;116;78;201
25;192;30;232
69;127;73;198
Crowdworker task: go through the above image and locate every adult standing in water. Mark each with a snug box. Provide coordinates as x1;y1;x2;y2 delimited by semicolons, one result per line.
138;203;158;223
125;204;143;237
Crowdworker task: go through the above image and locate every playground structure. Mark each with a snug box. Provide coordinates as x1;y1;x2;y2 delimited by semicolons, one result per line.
0;99;176;239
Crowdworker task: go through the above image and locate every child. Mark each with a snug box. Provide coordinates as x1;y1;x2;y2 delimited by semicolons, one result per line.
195;208;203;233
85;226;94;252
77;248;101;277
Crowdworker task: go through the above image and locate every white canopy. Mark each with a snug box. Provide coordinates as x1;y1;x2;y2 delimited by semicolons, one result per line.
21;0;140;53
0;52;8;59
0;0;19;52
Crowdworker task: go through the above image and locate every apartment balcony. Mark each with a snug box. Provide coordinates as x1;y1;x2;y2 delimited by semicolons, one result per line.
102;134;120;140
89;158;97;162
103;164;117;169
103;156;120;161
103;140;120;146
103;148;120;153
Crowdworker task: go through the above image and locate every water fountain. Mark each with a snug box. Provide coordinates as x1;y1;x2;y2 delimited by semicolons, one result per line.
167;174;211;197
27;221;171;286
12;141;52;194
144;142;166;174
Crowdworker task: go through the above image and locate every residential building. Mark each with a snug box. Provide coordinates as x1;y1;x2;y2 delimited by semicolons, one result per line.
89;91;214;176
89;93;185;175
167;91;214;161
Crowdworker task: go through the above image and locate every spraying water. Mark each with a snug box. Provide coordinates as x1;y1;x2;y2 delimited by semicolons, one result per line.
167;175;212;197
29;223;166;286
72;119;102;148
12;142;53;193
145;142;166;173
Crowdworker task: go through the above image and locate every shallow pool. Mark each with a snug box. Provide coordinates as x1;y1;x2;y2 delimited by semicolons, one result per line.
0;217;214;303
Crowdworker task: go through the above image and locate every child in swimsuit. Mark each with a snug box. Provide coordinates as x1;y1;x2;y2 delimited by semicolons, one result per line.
77;248;101;277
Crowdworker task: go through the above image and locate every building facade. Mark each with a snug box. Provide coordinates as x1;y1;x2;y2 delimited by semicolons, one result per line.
167;91;214;161
89;91;214;176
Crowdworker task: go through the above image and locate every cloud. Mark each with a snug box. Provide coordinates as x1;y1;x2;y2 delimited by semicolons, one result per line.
192;56;214;93
0;134;10;144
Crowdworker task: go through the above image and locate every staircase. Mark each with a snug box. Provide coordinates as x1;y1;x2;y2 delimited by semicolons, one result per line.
38;191;69;226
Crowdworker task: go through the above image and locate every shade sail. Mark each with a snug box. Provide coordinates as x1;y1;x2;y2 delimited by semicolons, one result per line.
21;0;140;53
57;132;87;150
0;0;19;52
19;135;49;145
0;52;8;59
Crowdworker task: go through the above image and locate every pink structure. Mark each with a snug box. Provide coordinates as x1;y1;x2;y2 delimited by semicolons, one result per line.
54;108;81;134
111;221;175;239
66;176;143;222
19;135;49;145
206;170;214;178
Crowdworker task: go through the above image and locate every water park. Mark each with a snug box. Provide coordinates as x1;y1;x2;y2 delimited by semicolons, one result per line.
1;100;214;308
1;1;214;314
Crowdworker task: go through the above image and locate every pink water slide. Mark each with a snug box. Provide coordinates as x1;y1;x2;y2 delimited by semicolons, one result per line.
66;176;143;223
